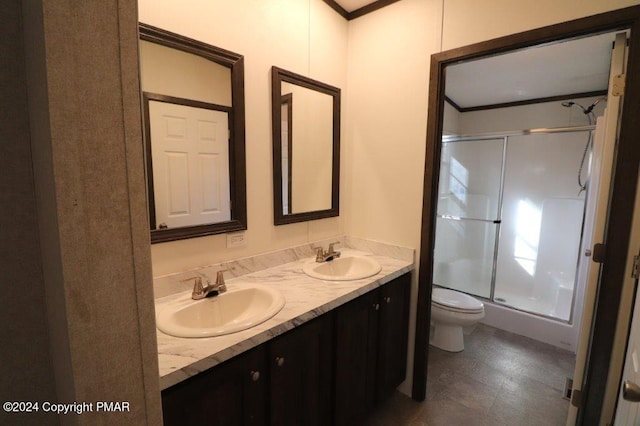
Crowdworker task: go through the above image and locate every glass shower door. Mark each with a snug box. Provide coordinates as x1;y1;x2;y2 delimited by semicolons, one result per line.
493;132;587;321
434;138;505;299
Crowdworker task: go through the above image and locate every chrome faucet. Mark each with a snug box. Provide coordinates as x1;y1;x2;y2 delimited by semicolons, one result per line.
182;270;229;300
315;241;341;263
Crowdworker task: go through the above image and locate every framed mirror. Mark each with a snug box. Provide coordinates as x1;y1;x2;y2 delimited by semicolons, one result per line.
271;66;340;225
139;23;247;243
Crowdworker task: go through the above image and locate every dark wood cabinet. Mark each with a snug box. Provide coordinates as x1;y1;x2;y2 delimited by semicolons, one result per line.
334;273;411;425
161;316;332;426
269;315;333;426
334;290;378;425
162;345;267;426
161;272;411;426
377;273;411;401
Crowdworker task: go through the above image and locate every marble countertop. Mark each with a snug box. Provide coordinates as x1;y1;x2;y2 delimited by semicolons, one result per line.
156;248;413;390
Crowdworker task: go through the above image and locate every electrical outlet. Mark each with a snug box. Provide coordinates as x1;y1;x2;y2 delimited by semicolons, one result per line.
227;231;246;248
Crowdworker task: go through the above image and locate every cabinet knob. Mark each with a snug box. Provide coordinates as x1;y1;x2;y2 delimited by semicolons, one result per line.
250;370;260;381
373;303;380;311
385;296;391;304
276;356;285;367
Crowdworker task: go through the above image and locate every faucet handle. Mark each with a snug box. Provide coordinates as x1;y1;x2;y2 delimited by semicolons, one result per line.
182;277;205;298
328;241;340;253
215;269;230;286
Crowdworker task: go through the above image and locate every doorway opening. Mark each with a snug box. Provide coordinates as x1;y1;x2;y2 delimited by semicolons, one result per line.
413;6;640;425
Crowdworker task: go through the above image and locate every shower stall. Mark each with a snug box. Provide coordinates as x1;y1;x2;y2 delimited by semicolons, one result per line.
434;126;594;332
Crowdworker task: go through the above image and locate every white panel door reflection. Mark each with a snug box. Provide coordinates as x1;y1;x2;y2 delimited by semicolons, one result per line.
149;100;230;229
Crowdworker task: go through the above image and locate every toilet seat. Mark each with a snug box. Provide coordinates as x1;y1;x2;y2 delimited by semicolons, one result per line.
432;288;484;314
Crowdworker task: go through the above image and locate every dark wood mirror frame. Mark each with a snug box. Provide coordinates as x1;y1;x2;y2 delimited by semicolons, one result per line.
139;23;247;243
271;66;340;225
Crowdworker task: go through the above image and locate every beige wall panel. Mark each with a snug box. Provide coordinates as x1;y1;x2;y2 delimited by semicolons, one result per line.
21;0;162;424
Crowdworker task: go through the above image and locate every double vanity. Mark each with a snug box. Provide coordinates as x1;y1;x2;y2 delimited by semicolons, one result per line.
138;20;414;426
154;241;413;425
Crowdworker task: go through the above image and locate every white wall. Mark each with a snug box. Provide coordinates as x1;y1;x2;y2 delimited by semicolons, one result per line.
345;0;441;248
139;40;232;106
139;0;348;277
441;0;640;50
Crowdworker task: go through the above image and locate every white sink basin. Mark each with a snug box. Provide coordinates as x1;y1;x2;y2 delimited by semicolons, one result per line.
302;255;382;281
156;285;285;338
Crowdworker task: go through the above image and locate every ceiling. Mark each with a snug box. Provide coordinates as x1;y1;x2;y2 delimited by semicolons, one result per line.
445;31;618;109
335;0;379;12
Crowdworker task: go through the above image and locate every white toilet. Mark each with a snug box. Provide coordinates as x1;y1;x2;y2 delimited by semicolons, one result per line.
430;287;485;352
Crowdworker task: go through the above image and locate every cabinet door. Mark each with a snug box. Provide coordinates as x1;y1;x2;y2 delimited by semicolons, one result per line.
334;290;379;426
162;346;267;426
269;315;332;426
377;273;411;401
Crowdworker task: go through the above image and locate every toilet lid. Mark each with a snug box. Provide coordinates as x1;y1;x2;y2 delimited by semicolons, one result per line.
432;288;484;313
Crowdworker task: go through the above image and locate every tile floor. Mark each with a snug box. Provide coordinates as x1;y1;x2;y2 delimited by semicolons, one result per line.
365;324;576;425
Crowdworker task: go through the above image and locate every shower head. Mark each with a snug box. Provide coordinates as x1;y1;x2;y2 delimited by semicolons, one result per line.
561;97;606;115
561;99;594;125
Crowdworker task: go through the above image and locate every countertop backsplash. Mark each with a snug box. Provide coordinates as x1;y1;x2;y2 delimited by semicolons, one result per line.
152;236;414;300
